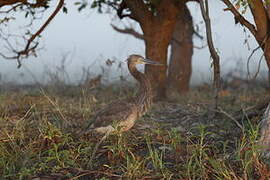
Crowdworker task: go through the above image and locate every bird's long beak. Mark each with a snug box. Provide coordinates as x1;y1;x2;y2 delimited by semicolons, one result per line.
143;58;164;66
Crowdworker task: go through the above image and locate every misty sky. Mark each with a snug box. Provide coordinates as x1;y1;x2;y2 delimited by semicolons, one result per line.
0;0;267;85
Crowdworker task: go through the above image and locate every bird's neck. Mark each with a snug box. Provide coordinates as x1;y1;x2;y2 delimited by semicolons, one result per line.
128;62;153;115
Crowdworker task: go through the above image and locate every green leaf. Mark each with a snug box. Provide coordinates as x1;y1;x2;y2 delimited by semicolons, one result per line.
91;1;98;8
25;12;29;18
74;2;81;5
62;6;68;14
78;4;87;12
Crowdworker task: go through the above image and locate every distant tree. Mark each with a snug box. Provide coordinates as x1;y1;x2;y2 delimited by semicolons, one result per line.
221;0;270;82
79;0;196;99
111;4;195;95
0;0;65;67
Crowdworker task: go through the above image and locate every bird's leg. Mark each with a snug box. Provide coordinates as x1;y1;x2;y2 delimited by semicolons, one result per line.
88;131;110;169
118;133;123;148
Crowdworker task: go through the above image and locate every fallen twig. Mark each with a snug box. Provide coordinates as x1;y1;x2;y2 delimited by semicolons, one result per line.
217;107;244;131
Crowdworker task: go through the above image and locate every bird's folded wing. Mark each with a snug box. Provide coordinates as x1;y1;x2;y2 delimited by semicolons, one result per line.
85;99;136;130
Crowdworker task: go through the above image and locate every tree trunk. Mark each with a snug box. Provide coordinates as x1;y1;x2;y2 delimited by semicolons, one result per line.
167;4;193;94
121;0;180;99
140;3;179;99
259;103;270;157
263;38;270;84
112;3;194;95
144;32;170;99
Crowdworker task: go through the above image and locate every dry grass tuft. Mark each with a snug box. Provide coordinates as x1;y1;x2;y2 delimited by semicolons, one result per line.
0;82;270;179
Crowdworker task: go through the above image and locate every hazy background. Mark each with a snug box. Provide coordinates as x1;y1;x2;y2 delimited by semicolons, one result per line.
0;0;267;86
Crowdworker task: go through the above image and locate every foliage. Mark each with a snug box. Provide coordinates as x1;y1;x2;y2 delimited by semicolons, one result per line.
76;0;162;14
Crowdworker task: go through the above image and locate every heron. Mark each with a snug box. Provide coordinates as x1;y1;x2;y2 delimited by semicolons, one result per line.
84;54;162;166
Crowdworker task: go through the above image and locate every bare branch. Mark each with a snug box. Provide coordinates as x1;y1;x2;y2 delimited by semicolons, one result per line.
217;107;244;131
252;53;264;80
221;0;257;38
0;3;21;13
193;29;204;39
247;45;261;79
0;0;26;7
111;24;144;40
193;44;207;49
0;0;48;8
1;0;65;67
23;0;64;55
200;0;221;110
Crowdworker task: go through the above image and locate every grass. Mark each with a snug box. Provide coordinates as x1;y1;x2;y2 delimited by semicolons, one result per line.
0;83;270;179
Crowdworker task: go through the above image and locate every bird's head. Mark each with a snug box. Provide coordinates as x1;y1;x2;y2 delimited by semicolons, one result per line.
127;54;163;66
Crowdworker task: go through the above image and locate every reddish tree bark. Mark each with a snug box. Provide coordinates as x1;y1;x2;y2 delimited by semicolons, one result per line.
167;5;193;94
112;3;194;95
121;0;180;99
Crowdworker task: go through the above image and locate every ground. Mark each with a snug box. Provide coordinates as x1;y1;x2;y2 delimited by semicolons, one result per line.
0;82;270;179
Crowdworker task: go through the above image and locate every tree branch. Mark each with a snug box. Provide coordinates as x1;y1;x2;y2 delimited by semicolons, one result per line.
193;29;204;39
2;0;65;67
265;4;270;20
116;1;137;21
123;0;153;24
221;0;257;38
0;0;48;8
23;0;64;54
200;0;221;110
0;0;26;7
248;0;268;40
111;24;144;40
116;1;127;19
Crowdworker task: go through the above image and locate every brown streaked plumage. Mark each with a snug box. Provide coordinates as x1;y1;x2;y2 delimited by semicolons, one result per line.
84;54;162;135
84;54;162;167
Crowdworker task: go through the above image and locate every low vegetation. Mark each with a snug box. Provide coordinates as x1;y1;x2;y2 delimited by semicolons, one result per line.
0;79;270;179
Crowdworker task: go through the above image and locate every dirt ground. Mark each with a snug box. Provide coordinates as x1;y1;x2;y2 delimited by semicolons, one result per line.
0;83;270;179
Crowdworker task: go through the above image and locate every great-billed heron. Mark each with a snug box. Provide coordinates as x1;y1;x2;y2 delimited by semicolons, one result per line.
84;54;162;166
